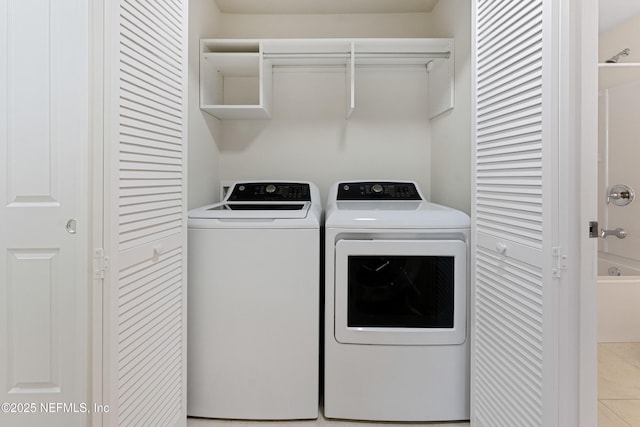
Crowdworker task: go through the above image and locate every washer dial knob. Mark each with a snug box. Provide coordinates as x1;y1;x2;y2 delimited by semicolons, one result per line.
265;184;277;194
371;183;383;194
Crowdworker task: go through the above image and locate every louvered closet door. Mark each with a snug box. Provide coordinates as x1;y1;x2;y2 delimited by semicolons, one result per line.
472;0;560;426
103;0;187;425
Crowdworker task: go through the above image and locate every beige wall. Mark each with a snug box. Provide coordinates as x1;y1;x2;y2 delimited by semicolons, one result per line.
599;15;640;63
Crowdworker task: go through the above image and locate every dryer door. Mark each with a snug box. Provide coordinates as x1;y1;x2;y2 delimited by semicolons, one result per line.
334;239;467;345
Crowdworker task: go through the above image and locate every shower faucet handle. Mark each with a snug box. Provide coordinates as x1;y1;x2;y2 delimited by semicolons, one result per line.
609;191;630;200
607;184;635;206
599;227;628;239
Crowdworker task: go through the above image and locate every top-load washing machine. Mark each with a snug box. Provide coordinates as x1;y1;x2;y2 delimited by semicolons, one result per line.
324;181;470;422
187;181;321;420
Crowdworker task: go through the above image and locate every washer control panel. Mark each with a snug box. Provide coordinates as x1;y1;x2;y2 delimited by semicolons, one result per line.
228;182;311;201
337;182;422;200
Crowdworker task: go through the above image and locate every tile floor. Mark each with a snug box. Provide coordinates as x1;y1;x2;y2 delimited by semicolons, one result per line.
188;416;469;427
187;343;638;427
599;342;640;426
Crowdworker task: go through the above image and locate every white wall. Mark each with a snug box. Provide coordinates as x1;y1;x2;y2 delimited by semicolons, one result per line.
428;0;471;214
188;0;223;208
215;12;437;202
218;13;434;38
218;67;432;202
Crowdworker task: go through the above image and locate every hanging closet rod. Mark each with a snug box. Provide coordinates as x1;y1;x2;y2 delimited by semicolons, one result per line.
262;51;451;60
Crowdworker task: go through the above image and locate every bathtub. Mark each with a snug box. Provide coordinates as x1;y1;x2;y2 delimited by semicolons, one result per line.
598;252;640;342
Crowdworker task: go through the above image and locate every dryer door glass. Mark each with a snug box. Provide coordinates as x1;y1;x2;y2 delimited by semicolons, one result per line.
334;239;467;345
347;255;454;328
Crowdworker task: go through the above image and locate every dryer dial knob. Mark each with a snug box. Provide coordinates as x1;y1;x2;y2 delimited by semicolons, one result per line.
371;183;383;194
265;184;276;194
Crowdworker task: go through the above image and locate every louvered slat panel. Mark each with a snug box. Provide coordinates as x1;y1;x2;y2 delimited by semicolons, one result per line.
121;4;182;58
120;125;181;148
120;51;180;92
475;247;544;427
474;0;546;426
120;186;182;199
120;115;181;140
119;188;182;209
120;19;181;66
120;99;183;129
476;0;544;244
117;247;183;426
120;152;182;167
479;55;540;98
120;137;181;156
119;222;182;248
120;142;182;160
120;198;182;215
121;79;181;113
119;43;181;91
132;0;182;37
477;24;540;80
114;0;185;425
477;1;539;48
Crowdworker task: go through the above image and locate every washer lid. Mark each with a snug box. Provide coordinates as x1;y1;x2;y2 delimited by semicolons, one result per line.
188;201;311;220
326;201;470;229
326;180;469;229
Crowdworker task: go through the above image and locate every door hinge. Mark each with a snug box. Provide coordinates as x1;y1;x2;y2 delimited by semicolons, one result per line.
94;248;110;279
552;247;567;278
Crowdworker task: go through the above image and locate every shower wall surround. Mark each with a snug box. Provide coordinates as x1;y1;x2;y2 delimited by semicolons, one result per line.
598;81;640;271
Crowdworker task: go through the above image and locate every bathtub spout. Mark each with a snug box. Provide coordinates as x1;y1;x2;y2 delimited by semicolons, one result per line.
600;227;628;239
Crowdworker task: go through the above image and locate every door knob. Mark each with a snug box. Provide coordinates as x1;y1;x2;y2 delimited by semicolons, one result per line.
66;218;77;234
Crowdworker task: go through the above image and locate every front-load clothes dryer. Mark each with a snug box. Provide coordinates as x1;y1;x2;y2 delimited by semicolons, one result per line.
187;181;321;420
324;181;470;422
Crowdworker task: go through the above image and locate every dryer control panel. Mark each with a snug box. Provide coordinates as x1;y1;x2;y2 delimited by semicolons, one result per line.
337;182;422;200
228;182;311;201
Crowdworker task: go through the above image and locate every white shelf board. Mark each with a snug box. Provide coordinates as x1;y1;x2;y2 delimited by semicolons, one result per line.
201;105;270;120
201;39;260;53
200;38;454;120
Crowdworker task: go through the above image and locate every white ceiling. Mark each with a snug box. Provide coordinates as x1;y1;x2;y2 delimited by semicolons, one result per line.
214;0;439;15
600;0;640;33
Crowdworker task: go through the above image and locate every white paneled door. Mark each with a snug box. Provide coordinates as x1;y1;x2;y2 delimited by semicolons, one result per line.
472;0;598;426
102;0;188;425
0;0;89;426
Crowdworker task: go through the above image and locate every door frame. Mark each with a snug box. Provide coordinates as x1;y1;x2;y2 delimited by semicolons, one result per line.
544;0;599;424
90;0;105;425
574;0;599;424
